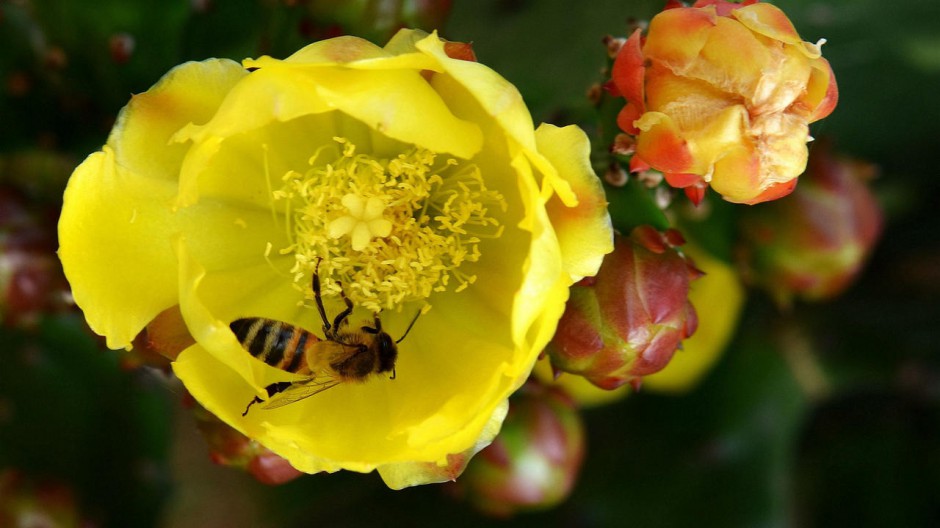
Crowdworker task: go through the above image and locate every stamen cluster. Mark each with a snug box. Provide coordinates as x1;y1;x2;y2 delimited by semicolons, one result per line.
274;138;506;312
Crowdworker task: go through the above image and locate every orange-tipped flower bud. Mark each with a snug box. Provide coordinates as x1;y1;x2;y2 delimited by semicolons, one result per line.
611;0;838;204
451;383;584;517
738;144;882;306
548;227;699;390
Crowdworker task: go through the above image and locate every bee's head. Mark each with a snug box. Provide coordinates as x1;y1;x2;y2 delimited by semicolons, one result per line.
376;332;398;374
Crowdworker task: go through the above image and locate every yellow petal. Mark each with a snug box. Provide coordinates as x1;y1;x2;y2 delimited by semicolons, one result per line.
376;399;509;489
175;239;304;389
211;48;483;161
279;35;389;64
709;143;762;203
58;148;180;349
170;67;334;146
506;154;568;361
693;16;772;99
177;111;339;208
246;32;439;73
732;3;813;54
311;67;483;160
687;103;750;173
535;124;613;282
363;196;386;219
109;59;246;181
368;218;393;238
416;32;536;153
351;223;373;251
644;6;716;72
328;216;357;239
342;193;364;217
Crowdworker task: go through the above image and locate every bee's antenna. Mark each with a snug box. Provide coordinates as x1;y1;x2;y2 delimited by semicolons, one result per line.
395;309;422;344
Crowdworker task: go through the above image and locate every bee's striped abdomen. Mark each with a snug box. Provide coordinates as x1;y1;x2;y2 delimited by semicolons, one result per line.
230;318;312;373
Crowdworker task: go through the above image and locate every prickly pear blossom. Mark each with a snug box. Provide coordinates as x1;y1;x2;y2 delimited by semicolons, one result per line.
57;30;613;487
738;144;882;306
547;227;700;390
611;0;838;204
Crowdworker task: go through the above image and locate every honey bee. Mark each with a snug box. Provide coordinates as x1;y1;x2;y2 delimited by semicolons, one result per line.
231;258;420;416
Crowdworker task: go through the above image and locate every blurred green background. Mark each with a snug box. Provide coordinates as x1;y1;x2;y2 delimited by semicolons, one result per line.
2;0;939;526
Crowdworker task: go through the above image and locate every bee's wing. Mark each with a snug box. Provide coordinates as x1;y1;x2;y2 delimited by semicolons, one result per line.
261;376;343;410
305;339;363;372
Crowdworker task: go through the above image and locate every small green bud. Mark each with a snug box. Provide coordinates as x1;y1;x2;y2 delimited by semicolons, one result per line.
451;383;585;517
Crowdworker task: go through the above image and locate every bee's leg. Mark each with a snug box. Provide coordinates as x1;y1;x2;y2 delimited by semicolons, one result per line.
312;257;332;337
331;283;354;333
361;313;381;335
242;381;293;416
242;396;263;417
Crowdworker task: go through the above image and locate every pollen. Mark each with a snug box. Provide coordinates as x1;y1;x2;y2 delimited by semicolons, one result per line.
273;137;506;313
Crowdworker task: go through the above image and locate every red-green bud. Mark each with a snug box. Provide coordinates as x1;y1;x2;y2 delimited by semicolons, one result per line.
548;226;700;390
190;403;303;485
451;383;584;517
738;143;883;306
0;187;70;328
0;470;89;528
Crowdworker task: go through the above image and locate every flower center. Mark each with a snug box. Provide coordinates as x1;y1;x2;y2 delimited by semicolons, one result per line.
272;137;506;313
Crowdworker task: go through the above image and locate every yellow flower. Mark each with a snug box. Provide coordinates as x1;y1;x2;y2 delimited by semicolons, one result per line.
57;30;613;488
612;0;838;204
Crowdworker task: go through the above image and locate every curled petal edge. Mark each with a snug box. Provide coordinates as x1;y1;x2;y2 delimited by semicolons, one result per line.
611;29;646;113
377;399;510;489
634;112;696;174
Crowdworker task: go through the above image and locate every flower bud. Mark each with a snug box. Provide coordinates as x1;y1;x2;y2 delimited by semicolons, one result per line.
450;383;584;517
0;470;88;528
0;187;70;328
125;306;195;371
738;143;882;306
532;357;632;408
611;0;838;204
548;226;699;390
644;243;745;392
190;403;303;485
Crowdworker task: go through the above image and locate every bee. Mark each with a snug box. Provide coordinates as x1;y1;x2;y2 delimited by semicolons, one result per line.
231;258;420;416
